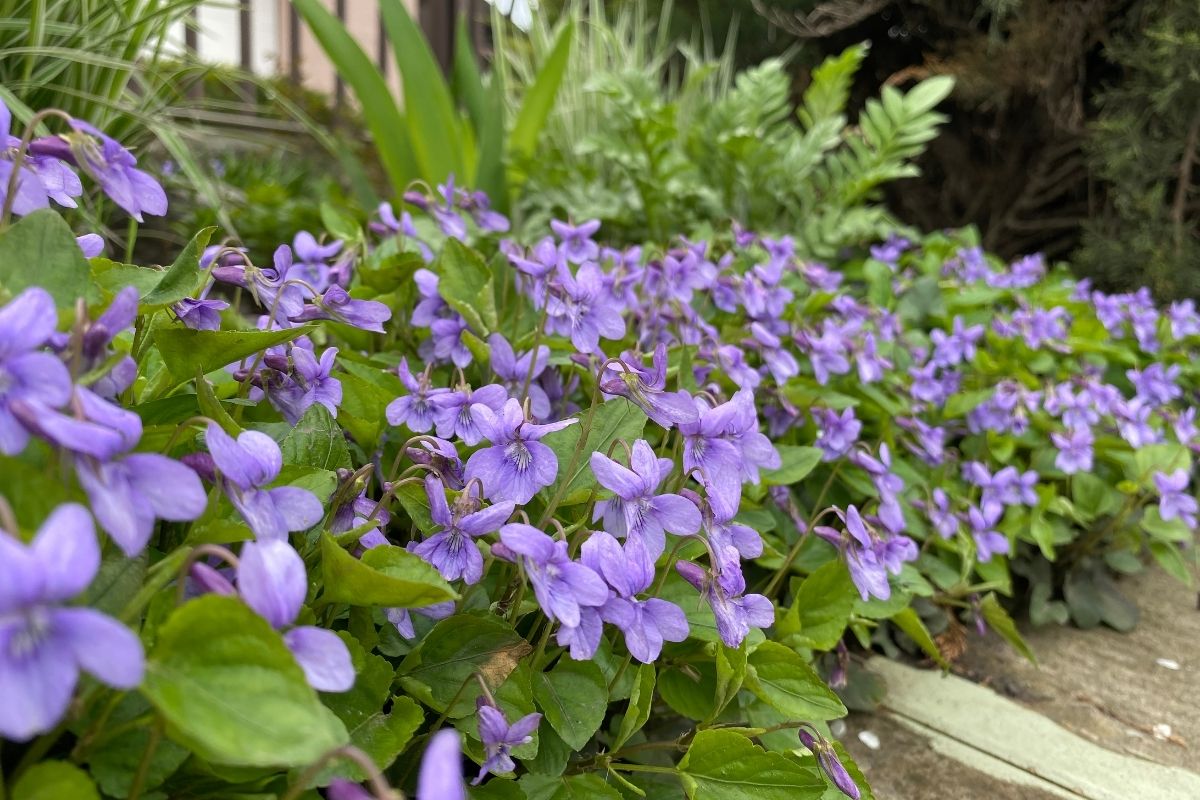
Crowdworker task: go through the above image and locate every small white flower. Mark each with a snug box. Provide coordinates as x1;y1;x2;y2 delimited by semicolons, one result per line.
484;0;535;32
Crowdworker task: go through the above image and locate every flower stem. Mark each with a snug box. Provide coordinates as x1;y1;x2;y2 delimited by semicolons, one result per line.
126;716;163;800
280;745;399;800
537;370;606;527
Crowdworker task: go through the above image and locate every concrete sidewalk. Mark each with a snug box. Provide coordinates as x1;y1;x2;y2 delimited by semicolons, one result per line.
842;568;1200;799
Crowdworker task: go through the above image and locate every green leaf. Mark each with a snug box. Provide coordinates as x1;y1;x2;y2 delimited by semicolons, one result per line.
904;75;955;114
454;17;508;209
398;614;531;717
979;593;1036;663
338;370;396;448
943;388;994;418
82;551;147;617
778;561;856;651
659;664;718;721
1139;506;1193;542
1133;443;1192;486
320;534;458;608
140;595;348;767
293;0;417;192
510;20;574;161
83;694;188;797
1071;472;1118;520
541;398;648;505
746;641;846;721
195;375;241;440
141;227;217;306
151;325;315;390
762;446;823;486
890;608;948;668
713;643;748;719
520;773;622;800
0;209;95;307
1150;541;1193;585
678;730;826;800
436;238;498;335
279;403;352;471
320;202;361;244
11;761;99;800
533;658;607;750
395;479;437;534
612;664;656;749
379;0;465;184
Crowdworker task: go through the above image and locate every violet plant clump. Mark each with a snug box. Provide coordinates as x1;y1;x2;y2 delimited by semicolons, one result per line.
3;92;1200;800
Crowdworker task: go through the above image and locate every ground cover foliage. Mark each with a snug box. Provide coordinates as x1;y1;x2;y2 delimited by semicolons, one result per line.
1;85;1198;799
0;3;1197;798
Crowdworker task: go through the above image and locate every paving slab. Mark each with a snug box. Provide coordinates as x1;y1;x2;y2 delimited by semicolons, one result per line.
867;656;1200;800
954;566;1200;769
842;567;1200;799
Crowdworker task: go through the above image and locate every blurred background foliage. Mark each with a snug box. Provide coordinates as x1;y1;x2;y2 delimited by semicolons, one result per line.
578;0;1199;295
4;0;1196;296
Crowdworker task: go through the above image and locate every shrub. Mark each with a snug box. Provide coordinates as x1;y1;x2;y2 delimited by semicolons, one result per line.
502;2;954;255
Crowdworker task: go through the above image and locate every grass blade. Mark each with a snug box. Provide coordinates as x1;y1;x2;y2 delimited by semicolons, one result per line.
509;17;574;161
293;0;417;195
379;0;465;186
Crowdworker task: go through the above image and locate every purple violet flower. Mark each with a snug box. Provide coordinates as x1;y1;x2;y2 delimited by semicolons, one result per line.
1052;427;1094;474
76;233;104;258
547;262;626;354
498;523;608;626
233;540;353;691
550;218;601;263
598;343;699;429
675;558;773;648
1154;470;1197;529
488;333;552;420
799;728;861;799
64;118;167;221
430;382;508;445
590;439;701;568
417;729;467;800
174;297;229;331
1127;363;1182;405
967;504;1009;562
270;346;343;425
0;288;72;455
413;475;514;584
290;285;391;333
205;423;324;540
386;359;450;433
465;399;577;505
473;699;542;784
581;531;689;663
813;407;861;461
0;504;144;741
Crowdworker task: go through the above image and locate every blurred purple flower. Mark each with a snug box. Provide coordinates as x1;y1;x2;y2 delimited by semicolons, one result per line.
65;118;167;221
0;288;72;455
1155;470;1197;528
205;423;324;540
551;218;601;263
0;504;143;741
